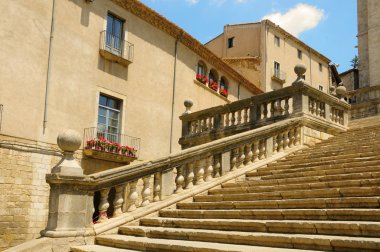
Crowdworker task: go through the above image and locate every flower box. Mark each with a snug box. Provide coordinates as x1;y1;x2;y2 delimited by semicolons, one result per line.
84;136;138;163
209;81;218;91
196;74;208;84
219;88;228;97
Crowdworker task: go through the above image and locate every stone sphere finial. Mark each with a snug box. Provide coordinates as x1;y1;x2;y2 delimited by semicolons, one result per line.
183;99;194;115
294;64;307;77
57;129;82;152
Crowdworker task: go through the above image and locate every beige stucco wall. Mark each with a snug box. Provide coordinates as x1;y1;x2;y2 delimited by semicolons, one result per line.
0;0;259;249
265;25;330;92
205;21;330;93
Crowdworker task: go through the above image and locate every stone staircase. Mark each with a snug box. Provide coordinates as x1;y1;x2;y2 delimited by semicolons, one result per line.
72;116;380;252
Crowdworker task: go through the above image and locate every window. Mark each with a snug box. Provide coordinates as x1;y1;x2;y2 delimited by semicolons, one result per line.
319;85;324;91
196;61;207;76
319;63;323;72
274;36;280;47
297;49;302;59
274;61;281;78
106;13;124;55
227;37;235;48
98;94;121;142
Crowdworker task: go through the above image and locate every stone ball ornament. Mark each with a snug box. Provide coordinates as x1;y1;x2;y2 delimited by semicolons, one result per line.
57;129;82;152
294;64;307;77
336;84;347;96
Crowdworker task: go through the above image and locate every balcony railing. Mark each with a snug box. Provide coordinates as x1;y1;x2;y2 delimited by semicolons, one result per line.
83;127;140;163
99;31;134;67
271;68;286;83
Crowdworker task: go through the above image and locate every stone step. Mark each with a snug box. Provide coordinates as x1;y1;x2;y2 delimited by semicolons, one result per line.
177;197;380;210
95;235;312;252
159;208;380;221
225;171;380;188
274;148;380;163
291;145;380;158
266;154;380;169
209;178;380;195
254;165;380;181
139;217;380;237
118;226;380;251
252;160;380;177
194;187;380;202
71;245;138;252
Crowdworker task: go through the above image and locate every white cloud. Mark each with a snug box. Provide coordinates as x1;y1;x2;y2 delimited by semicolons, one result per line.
262;3;325;37
186;0;199;4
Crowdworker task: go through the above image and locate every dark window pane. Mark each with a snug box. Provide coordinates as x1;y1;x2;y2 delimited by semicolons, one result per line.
99;95;107;106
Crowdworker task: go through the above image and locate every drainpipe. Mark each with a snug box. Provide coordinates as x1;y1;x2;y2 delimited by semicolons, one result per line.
169;33;183;154
43;0;56;134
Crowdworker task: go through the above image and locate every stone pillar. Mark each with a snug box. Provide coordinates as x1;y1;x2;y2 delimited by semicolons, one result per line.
42;130;94;238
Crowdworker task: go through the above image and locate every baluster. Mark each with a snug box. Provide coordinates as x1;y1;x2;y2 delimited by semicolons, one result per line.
238;145;245;168
127;180;138;212
245;143;253;165
205;156;213;182
273;135;278;153
141;176;151;206
230;148;238;171
185;162;195;189
237;110;242;125
175;166;185;193
259;140;266;160
243;108;249;123
220;114;225;128
270;100;275;118
253;141;259;162
278;133;284;152
231;111;236;126
277;99;283;116
320;103;325;118
197;119;202;133
153;173;161;202
263;103;268;119
295;127;301;145
213;154;221;178
284;131;290;150
284;97;290;115
225;112;230;127
98;188;110;222
202;118;207;131
195;159;205;185
113;185;125;218
289;129;294;148
208;117;213;130
316;101;321;116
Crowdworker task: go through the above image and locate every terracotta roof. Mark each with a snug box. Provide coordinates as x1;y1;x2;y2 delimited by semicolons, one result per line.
111;0;263;95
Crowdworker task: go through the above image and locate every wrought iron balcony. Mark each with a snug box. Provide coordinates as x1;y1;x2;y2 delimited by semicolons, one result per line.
99;31;134;67
83;127;140;164
271;68;287;84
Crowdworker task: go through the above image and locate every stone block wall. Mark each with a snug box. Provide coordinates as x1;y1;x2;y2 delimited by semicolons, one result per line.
0;135;62;251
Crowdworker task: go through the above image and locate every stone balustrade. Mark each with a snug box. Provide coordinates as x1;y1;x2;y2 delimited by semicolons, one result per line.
180;65;350;149
42;118;312;238
345;85;380;119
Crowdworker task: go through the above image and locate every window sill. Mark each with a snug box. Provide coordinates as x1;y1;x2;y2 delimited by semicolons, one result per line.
193;79;230;103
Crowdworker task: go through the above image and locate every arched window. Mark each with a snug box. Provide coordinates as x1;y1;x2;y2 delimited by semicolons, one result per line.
219;76;229;97
208;69;219;91
196;61;208;84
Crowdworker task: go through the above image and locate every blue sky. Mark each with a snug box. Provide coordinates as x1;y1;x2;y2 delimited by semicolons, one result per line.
140;0;358;72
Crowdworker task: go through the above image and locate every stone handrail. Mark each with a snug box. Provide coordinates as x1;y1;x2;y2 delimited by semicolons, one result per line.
43;117;330;238
179;81;350;148
345;85;380;104
344;85;380;119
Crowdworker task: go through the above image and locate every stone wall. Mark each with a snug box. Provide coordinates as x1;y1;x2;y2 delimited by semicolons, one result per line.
0;135;61;251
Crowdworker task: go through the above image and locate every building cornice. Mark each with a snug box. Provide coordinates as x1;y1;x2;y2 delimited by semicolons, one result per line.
111;0;263;95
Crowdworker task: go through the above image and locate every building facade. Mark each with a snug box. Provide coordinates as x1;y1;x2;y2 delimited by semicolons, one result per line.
357;0;380;88
0;0;261;249
205;20;331;93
